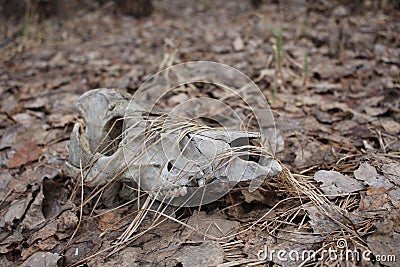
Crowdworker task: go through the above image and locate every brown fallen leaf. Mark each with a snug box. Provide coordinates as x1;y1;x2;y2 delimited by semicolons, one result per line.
359;187;389;212
7;142;42;168
367;210;400;267
382;162;400;186
171;241;224;267
306;205;340;233
98;211;120;232
22;186;46;230
273;228;325;267
92;247;142;267
27;209;78;245
241;188;279;206
388;188;400;208
313;170;365;199
354;163;379;182
0;124;49;150
50;113;77;128
20;251;62;267
182;211;239;241
380;118;400;135
0;231;24;254
3;193;33;227
56;210;79;239
27;221;58;246
364;106;388;117
21;237;59;260
354;163;394;189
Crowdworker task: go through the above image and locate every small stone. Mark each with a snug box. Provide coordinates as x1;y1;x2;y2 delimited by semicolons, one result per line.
233;36;244;51
332;5;349;17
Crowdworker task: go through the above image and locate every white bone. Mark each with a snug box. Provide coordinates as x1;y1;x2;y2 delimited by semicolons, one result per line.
67;89;282;204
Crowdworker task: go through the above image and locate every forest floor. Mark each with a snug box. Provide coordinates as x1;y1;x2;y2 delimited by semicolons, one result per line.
1;0;399;266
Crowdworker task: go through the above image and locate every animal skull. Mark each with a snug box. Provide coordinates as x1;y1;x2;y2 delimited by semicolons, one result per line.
67;89;282;206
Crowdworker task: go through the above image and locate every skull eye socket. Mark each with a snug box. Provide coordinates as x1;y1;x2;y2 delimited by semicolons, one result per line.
167;161;174;172
231;137;260;162
100;117;123;156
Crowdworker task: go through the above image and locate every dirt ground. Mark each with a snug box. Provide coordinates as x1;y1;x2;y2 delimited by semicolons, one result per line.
1;0;399;266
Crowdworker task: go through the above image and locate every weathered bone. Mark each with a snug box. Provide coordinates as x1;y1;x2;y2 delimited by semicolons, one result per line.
67;89;282;205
